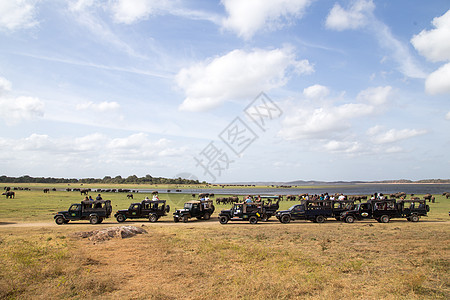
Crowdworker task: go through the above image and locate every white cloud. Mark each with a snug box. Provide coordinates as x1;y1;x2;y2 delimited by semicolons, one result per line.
108;133;149;149
16;134;53;151
356;86;392;105
74;133;108;151
280;86;391;140
0;77;12;95
325;0;374;31
324;140;361;153
0;96;44;125
303;84;329;100
425;62;450;95
411;10;450;95
367;126;427;144
109;0;171;24
177;47;313;112
69;0;95;12
76;101;120;112
105;0;221;25
222;0;313;39
411;10;450;63
0;76;44;125
326;0;426;79
374;23;427;79
0;0;38;31
445;111;450;120
0;132;188;174
280;102;373;140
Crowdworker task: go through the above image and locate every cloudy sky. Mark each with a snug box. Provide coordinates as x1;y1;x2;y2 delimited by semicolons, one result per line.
0;0;449;183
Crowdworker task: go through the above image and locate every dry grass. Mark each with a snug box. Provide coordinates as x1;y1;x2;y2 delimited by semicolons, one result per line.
1;220;448;299
0;191;449;299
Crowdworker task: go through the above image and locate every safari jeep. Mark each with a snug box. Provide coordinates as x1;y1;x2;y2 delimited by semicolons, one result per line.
54;200;112;225
218;202;263;224
114;200;170;223
258;196;281;221
340;198;429;223
276;200;355;223
173;200;215;222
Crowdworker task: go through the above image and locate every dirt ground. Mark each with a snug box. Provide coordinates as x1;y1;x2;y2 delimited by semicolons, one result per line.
1;218;449;299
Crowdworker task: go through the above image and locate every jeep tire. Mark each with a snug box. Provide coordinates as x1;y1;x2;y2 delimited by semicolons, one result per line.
315;215;325;223
280;214;291;224
410;214;419;222
90;215;99;225
55;216;65;225
380;215;390;223
261;213;269;222
203;213;210;220
116;214;126;223
182;215;189;223
219;216;229;224
173;217;179;222
345;215;355;223
249;216;258;224
149;213;158;223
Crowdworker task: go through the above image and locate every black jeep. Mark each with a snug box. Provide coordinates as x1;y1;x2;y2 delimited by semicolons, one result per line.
258;196;280;221
276;200;355;223
173;200;215;222
340;199;429;223
114;200;170;223
54;200;112;225
219;202;263;224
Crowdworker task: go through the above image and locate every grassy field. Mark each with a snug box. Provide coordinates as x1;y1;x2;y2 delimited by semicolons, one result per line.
0;185;449;299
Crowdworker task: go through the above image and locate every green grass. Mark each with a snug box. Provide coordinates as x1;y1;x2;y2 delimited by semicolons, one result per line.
0;189;448;299
0;184;449;222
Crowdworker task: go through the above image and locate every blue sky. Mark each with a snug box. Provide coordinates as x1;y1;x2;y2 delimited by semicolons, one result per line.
0;0;449;182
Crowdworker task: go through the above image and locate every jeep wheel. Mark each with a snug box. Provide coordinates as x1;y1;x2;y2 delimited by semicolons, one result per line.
410;214;419;222
182;216;189;223
380;215;390;223
203;213;210;220
165;205;170;213
280;214;291;224
219;216;229;224
345;215;355;223
55;216;65;225
315;215;325;223
261;214;269;222
116;214;126;223
149;214;158;223
173;217;179;222
249;216;258;224
89;215;99;225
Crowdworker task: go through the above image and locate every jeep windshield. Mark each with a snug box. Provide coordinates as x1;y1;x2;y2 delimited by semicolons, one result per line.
184;203;193;209
289;205;303;212
69;204;81;211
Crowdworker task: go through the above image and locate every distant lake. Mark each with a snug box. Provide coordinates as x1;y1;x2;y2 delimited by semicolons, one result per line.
141;183;450;196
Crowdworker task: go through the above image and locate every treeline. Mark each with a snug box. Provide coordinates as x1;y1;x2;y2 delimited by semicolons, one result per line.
0;175;202;185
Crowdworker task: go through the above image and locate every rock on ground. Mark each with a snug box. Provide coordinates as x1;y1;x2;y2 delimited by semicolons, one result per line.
73;226;147;242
